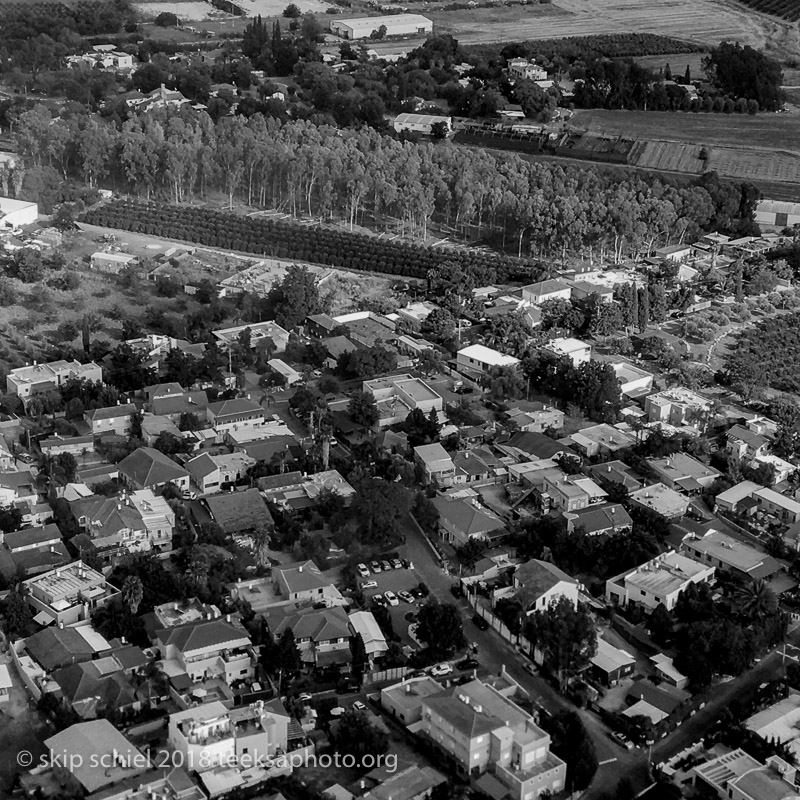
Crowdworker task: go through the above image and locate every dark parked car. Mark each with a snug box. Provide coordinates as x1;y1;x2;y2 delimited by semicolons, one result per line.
472;614;490;631
450;583;463;598
457;657;480;671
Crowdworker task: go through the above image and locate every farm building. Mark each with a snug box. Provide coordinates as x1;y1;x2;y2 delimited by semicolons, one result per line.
0;197;38;229
393;113;451;136
755;199;800;229
330;14;432;40
90;251;137;274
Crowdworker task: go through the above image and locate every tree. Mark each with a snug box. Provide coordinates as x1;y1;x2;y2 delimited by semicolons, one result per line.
333;710;389;759
267;264;323;329
525;597;597;692
648;603;674;645
1;589;32;636
121;575;144;614
348;390;379;429
278;627;302;675
154;11;178;26
349;478;414;545
546;711;598;791
283;3;302;17
178;412;203;432
736;579;777;621
483;365;524;400
416;598;466;659
418;348;443;377
350;633;368;683
421;307;456;340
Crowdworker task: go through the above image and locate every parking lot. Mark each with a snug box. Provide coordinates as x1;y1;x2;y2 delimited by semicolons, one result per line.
358;565;424;650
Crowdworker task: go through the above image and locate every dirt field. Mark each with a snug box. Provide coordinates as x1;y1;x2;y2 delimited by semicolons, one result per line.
572;108;800;151
432;0;800;58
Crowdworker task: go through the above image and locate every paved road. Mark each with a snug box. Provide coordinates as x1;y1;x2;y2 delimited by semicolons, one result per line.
397;514;800;798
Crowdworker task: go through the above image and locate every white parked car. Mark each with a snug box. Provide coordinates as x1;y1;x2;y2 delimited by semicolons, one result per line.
384;591;399;606
357;563;370;578
361;580;378;590
430;663;453;677
353;700;366;712
398;590;415;604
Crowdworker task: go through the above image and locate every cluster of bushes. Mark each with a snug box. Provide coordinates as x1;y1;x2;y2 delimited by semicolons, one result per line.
466;33;705;64
81;200;526;281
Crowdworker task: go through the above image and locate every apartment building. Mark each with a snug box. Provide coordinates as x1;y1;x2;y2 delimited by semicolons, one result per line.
606;551;715;612
23;560;120;626
645;387;713;428
420;679;566;799
414;443;456;487
7;360;102;399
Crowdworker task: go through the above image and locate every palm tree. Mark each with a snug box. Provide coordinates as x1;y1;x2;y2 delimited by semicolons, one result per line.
134;660;169;709
736;579;777;621
121;575;144;614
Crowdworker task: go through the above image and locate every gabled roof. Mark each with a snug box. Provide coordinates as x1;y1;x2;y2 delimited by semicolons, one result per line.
432;496;504;538
567;503;632;534
204;488;272;533
4;523;61;551
25;627;95;671
208;397;263;419
86;403;137;422
274;560;331;594
271;605;351;642
727;424;768;449
507;430;574;460
155;618;251;654
117;447;189;488
515;559;577;598
523;278;571;296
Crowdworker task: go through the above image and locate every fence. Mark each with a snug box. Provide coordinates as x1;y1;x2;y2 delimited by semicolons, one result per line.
465;590;534;654
365;666;410;686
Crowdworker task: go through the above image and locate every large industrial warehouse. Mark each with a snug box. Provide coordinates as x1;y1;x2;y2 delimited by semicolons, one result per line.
329;14;433;40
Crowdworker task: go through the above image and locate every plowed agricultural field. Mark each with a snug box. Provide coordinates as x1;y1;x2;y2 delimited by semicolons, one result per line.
432;0;800;58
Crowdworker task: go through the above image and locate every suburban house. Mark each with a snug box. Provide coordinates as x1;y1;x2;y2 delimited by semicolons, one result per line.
168;699;289;773
40;434;95;458
542;337;591;367
645;387;713;428
0;523;70;578
567;424;636;458
203;488;272;536
84;403;137;436
186;452;256;494
70;489;175;562
148;385;209;421
646;453;721;494
503;558;579;614
23;560;120;626
754;486;800;524
268;605;352;671
680;529;785;585
414;443;456;487
419;678;566;798
272;560;340;605
564;503;633;536
456;344;520;376
587;460;644;494
714;480;763;516
605;551;715;612
363;374;443;428
628;483;691;521
44;720;149;796
117;447;190;491
505;401;564;433
612;362;654;397
154;615;254;684
590;636;636;687
507;58;548;82
7;360;103;399
431;495;505;546
213;320;290;353
521;279;572;305
207;398;266;433
541;472;607;513
50;658;138;720
349;610;388;666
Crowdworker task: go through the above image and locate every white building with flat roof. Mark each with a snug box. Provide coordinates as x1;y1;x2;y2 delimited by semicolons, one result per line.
645;387;712;427
393;113;452;136
23;560;120;626
0;196;38;229
457;344;520;375
606;551;714;612
7;360;103;399
363;374;443;427
543;337;591;367
330;13;432;39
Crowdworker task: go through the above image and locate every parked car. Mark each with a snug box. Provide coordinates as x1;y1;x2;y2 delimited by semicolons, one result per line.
357;563;370;578
430;663;453;677
361;580;378;590
449;584;463;599
353;700;367;712
457;657;479;671
370;561;382;573
472;614;490;631
385;591;399;606
391;559;403;570
297;692;313;702
522;662;538;677
609;732;634;750
398;590;415;604
372;594;387;607
380;560;392;572
330;707;346;716
337;681;360;694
